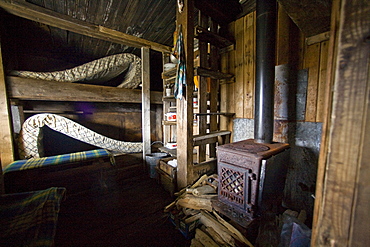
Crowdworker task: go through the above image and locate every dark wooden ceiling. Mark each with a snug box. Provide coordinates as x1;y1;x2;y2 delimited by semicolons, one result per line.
1;0;178;69
0;0;332;80
26;0;177;58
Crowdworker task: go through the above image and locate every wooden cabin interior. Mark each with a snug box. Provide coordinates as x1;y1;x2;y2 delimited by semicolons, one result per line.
0;0;368;246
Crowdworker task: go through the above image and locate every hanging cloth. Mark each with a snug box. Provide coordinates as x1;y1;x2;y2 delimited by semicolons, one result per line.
174;26;186;100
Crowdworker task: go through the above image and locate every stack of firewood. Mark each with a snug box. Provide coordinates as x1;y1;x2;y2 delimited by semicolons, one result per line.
164;174;254;247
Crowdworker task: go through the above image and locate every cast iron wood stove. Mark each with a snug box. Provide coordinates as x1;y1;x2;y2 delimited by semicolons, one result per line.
212;0;289;228
214;139;289;227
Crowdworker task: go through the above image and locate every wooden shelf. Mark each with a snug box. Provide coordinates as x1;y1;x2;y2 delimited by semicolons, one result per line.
164;76;176;83
195;67;234;80
194;112;235;117
195;25;234;48
163;66;234;81
158;146;177;157
163;120;177;125
162;96;176;102
163;1;237;188
162;67;177;79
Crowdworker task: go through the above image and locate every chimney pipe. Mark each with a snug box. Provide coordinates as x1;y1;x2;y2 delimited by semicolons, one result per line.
254;0;277;143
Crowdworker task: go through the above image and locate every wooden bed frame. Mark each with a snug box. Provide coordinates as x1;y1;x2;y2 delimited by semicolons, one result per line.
0;0;172;170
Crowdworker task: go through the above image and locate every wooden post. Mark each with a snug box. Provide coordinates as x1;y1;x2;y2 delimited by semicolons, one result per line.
0;43;15;170
312;0;370;245
176;0;194;189
197;12;208;163
141;47;151;161
208;19;218;158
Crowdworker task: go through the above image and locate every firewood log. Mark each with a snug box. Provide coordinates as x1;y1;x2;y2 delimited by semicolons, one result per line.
191;185;216;196
212;210;254;247
183;207;200;216
195;228;219;247
200;225;229;246
164;174;210;212
184;213;202;224
191;238;204;247
199;211;236;246
177;195;213;211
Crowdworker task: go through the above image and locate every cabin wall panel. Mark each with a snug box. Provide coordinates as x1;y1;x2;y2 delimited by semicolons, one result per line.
234;17;245;119
221;11;329;126
243;12;255;119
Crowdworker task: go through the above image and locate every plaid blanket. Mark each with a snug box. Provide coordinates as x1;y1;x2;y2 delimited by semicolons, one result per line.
3;149;115;174
0;187;66;247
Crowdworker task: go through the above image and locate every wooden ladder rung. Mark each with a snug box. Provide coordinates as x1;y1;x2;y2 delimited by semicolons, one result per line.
193;130;231;146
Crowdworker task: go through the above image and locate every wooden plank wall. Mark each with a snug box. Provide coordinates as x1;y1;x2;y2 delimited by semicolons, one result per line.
304;40;329;122
312;0;370;245
220;8;330;129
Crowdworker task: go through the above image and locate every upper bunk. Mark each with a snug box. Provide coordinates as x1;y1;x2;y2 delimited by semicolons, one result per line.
0;0;173;104
0;0;174;167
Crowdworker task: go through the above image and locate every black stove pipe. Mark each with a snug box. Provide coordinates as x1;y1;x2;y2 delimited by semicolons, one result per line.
254;0;277;143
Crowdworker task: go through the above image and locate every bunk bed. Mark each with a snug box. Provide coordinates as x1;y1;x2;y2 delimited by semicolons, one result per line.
0;0;172;169
0;3;172;245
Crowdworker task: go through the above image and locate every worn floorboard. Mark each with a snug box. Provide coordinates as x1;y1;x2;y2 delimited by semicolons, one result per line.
9;154;190;246
54;173;190;246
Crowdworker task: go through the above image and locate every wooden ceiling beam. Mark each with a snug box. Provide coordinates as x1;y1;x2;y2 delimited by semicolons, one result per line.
6;76;163;104
0;0;172;53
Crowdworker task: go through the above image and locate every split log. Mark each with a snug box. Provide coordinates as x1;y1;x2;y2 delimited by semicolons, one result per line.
183;208;201;216
191;185;216;196
177;195;213;211
195;228;219;247
192;174;210;187
164;174;210;212
184;213;202;224
212;210;254;247
199;211;236;246
200;225;229;246
191;238;204;247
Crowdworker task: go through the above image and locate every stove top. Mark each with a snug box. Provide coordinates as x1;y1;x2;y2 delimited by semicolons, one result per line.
217;139;289;159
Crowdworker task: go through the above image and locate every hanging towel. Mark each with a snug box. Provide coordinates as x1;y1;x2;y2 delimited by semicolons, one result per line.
174;26;186;100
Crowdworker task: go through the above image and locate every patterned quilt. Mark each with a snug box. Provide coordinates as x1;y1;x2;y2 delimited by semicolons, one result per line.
0;187;66;247
3;149;115;174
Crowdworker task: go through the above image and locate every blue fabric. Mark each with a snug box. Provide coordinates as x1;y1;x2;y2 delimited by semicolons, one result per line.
0;187;66;247
3;149;115;174
174;25;187;100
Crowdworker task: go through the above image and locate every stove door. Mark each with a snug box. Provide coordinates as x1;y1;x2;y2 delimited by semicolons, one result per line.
218;161;260;215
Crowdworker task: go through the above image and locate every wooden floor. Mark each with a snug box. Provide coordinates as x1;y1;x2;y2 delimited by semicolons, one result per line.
16;154;190;247
55;173;190;246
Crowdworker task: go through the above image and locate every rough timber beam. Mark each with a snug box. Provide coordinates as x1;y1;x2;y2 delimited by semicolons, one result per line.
0;0;172;53
6;76;163;104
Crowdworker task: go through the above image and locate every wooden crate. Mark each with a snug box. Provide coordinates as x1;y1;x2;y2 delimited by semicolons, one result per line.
158;157;176;177
156;158;177;196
